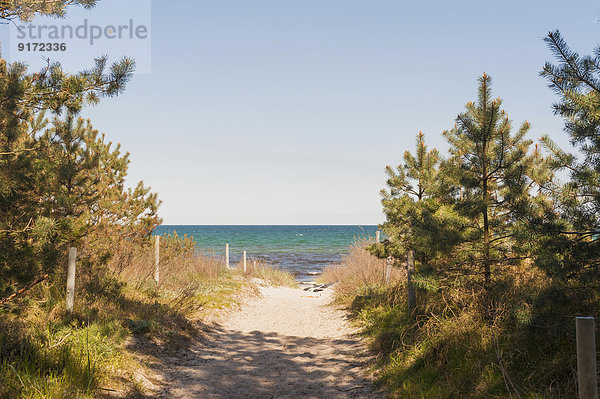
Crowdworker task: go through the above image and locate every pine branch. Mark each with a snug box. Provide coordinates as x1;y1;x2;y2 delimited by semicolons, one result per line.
0;274;49;304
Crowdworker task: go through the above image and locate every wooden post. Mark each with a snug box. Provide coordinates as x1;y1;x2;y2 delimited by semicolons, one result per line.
243;251;247;273
407;250;416;314
375;230;380;243
384;235;393;283
253;259;257;271
225;243;229;269
66;247;77;314
385;256;393;284
577;317;598;399
154;235;160;285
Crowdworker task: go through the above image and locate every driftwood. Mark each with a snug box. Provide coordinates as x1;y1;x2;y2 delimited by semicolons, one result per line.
0;274;49;305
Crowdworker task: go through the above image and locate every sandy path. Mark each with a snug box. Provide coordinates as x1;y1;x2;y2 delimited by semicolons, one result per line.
158;285;381;399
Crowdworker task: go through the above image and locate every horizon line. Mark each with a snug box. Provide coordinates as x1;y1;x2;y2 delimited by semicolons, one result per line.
157;223;381;226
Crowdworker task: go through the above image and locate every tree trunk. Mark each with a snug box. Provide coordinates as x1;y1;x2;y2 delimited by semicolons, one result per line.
482;141;491;290
483;181;491;290
407;249;416;314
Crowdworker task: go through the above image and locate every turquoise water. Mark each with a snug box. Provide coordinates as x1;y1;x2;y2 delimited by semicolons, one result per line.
153;225;377;281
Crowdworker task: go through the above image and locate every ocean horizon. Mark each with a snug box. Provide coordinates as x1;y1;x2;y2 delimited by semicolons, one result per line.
154;225;378;281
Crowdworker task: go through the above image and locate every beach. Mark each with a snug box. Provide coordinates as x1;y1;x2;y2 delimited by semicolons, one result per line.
158;284;381;398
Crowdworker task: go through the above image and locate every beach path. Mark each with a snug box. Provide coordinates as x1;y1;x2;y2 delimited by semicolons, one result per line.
157;285;381;399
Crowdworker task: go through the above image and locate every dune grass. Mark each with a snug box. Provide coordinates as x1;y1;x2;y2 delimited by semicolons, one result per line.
319;239;404;301
0;233;246;398
233;257;298;288
320;241;583;398
0;232;302;398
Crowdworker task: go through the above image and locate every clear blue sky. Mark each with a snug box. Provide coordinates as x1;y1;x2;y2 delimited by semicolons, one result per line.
4;1;600;224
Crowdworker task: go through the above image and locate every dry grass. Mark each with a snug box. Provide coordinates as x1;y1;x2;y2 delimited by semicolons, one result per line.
109;233;224;289
0;231;302;398
320;239;405;301
0;232;245;398
234;257;298;288
321;240;583;398
106;233;250;319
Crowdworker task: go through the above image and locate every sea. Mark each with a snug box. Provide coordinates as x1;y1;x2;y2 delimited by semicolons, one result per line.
153;225;378;282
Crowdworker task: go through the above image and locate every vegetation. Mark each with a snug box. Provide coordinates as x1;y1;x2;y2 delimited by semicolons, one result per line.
320;239;404;302
321;30;600;398
2;1;599;397
0;8;140;298
0;2;297;397
0;233;248;398
0;1;97;22
236;258;298;288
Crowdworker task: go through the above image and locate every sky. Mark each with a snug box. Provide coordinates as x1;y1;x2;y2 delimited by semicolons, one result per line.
3;1;600;225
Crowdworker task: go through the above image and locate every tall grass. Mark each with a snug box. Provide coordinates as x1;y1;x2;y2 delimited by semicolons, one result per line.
323;241;582;398
0;281;134;398
320;239;404;301
110;232;224;288
0;231;303;397
234;257;298;288
0;232;243;398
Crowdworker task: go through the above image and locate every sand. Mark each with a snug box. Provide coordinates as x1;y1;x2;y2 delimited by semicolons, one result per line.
157;284;382;399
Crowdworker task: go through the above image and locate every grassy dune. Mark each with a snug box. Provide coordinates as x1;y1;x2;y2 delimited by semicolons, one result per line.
321;241;582;398
0;234;296;398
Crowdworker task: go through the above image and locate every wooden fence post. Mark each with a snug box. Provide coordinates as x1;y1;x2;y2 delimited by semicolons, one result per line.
226;243;229;268
243;251;247;273
154;235;160;285
407;250;416;314
66;247;77;314
385;256;393;284
577;317;598;399
375;230;380;243
384;235;393;283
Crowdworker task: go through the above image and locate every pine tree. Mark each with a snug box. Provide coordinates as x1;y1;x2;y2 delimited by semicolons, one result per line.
541;30;600;231
386;132;441;202
39;114;161;264
0;109;161;295
533;30;600;281
374;131;469;262
443;74;533;289
0;0;137;294
378;132;441;253
373;132;460;312
382;132;441;310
